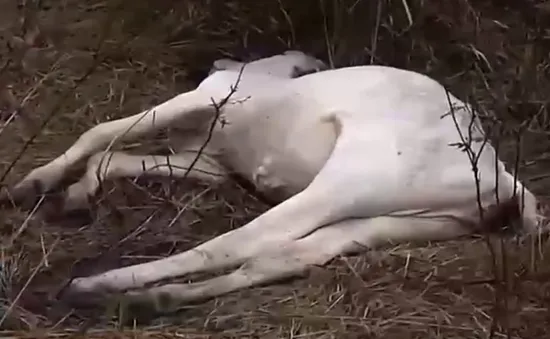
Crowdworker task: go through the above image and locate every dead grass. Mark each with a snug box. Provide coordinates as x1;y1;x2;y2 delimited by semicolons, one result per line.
1;0;550;338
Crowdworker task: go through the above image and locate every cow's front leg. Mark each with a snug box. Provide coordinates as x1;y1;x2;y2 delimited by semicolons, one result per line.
58;180;346;304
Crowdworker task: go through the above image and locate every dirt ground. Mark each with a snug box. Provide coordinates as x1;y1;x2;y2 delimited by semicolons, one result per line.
1;0;550;338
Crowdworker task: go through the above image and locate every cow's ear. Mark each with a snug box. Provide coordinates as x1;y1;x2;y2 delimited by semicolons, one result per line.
209;58;244;74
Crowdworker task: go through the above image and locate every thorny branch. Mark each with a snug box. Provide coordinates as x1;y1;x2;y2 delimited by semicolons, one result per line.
443;85;533;339
183;62;248;181
443;88;502;337
61;60;250;332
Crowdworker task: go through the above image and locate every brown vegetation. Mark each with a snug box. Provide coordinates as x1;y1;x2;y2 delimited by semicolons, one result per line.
1;0;550;338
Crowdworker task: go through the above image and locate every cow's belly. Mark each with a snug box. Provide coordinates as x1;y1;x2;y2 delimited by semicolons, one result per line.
212;104;339;200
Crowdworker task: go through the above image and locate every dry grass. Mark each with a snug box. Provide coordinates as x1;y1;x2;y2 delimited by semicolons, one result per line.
1;0;550;338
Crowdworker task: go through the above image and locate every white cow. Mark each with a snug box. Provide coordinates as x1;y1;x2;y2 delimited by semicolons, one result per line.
1;51;542;312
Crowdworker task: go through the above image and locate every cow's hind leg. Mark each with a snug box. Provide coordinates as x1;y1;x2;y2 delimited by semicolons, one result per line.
2;89;217;204
120;215;471;313
62;148;227;212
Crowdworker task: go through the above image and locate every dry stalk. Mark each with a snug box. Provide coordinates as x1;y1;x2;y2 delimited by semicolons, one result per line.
0;237;59;329
0;0;121;185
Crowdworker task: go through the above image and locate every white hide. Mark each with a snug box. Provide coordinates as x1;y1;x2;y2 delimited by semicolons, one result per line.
3;50;542;312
